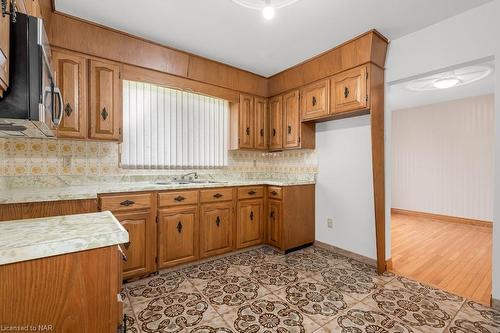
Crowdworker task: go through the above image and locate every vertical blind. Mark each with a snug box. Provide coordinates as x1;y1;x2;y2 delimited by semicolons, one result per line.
121;80;228;168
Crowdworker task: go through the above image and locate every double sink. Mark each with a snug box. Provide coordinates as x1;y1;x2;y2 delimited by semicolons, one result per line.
152;179;227;185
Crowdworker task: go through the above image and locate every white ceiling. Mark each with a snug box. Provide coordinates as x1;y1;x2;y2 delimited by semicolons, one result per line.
389;62;495;111
54;0;492;77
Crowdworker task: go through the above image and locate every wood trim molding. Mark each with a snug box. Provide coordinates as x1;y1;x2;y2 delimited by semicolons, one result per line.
391;208;493;229
369;64;386;273
121;64;240;103
385;258;393;271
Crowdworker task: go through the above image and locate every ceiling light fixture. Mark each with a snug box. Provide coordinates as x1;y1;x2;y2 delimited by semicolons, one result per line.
262;1;275;20
432;78;461;89
407;65;493;91
231;0;301;20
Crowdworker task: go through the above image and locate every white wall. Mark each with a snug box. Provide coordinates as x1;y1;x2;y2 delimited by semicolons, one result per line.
493;0;500;304
385;0;500;300
392;95;494;221
315;116;376;259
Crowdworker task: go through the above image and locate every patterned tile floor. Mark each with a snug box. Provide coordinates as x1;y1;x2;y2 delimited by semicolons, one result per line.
122;245;500;333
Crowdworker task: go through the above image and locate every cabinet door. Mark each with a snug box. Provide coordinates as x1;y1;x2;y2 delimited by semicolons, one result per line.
269;95;283;150
0;5;9;95
239;94;254;149
89;59;122;141
283;90;300;148
301;79;330;120
332;65;368;114
268;199;282;249
200;203;233;258
254;97;268;150
237;199;263;249
53;50;87;139
113;210;155;279
158;206;198;268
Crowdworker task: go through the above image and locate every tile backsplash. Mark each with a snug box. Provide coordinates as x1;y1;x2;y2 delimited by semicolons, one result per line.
0;138;318;177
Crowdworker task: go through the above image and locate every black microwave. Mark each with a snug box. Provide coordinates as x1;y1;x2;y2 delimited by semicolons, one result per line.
0;13;63;138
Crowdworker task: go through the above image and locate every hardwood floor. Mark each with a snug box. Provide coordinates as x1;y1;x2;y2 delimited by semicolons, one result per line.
391;213;492;305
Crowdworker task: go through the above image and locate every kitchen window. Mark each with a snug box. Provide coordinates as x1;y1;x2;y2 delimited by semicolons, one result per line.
121;80;228;168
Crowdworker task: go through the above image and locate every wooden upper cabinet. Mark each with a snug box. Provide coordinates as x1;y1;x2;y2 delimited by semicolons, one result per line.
89;59;122;141
200;202;233;258
331;65;368;114
16;0;42;17
237;199;263;249
283;90;301;148
0;5;9;96
239;94;254;149
254;97;268;150
301;79;330;121
53;50;87;139
158;206;199;268
269;95;283;150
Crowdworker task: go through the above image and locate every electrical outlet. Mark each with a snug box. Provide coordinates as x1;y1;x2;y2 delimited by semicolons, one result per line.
327;218;333;229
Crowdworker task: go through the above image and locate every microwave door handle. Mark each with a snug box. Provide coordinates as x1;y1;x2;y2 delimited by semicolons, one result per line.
53;87;63;126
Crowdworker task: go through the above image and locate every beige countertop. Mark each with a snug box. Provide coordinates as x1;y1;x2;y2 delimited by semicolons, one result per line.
0;179;316;204
0;211;129;265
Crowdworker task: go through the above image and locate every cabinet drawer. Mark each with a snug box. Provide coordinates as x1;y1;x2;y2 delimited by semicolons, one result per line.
267;187;283;200
100;193;152;212
200;188;233;203
159;191;198;207
238;186;264;200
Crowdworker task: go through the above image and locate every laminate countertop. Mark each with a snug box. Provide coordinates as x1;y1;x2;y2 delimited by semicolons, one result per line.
0;211;129;265
0;179;316;204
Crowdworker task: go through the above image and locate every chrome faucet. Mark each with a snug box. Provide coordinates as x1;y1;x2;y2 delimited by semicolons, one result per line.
176;172;199;181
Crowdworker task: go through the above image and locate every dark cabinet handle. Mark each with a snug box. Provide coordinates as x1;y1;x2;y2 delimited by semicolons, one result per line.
174;196;185;202
177;221;183;233
270;191;278;196
312;96;317;106
287;125;292;134
101;107;109;120
213;193;223;199
250;211;254;221
120;200;135;207
270;211;275;219
344;87;350;98
272;128;276;137
248;190;257;195
216;216;221;227
260;128;264;137
64;103;73;117
246;127;250;136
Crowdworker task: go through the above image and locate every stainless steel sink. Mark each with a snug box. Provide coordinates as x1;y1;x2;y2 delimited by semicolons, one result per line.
152;180;226;185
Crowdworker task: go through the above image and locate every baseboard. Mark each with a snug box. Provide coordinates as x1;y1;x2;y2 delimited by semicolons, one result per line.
314;241;377;268
391;208;493;229
492;297;500;310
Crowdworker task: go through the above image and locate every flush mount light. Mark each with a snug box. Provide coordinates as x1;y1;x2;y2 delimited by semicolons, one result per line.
407;65;493;91
231;0;301;19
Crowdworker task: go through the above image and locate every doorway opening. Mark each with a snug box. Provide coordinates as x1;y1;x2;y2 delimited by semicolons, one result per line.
388;59;495;305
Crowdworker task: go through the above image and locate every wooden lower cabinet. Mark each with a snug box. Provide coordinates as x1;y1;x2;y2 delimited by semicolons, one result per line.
200;202;233;258
267;199;282;248
0;246;123;333
265;185;315;251
158;205;199;268
113;210;156;279
237;199;264;249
